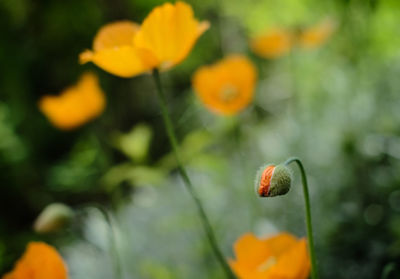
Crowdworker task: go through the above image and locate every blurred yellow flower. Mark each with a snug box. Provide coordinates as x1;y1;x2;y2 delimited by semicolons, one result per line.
80;2;209;78
298;19;335;49
229;232;310;279
192;55;257;115
2;242;68;279
251;19;335;59
80;21;156;78
39;72;105;130
250;29;293;59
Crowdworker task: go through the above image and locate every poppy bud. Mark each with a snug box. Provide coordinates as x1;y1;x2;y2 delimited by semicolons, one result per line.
33;203;74;234
255;164;292;197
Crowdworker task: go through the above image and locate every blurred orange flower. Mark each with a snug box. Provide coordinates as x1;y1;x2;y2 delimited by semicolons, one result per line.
2;242;68;279
251;19;335;59
229;232;310;279
298;19;335;49
80;2;209;78
250;29;293;59
192;55;257;115
39;72;105;130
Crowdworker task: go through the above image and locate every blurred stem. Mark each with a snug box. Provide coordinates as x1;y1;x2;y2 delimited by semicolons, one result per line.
381;262;396;279
214;0;225;57
289;49;299;113
284;157;318;279
90;205;122;279
152;69;235;279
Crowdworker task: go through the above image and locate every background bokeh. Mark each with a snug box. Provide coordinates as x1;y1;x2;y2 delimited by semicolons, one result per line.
1;0;400;278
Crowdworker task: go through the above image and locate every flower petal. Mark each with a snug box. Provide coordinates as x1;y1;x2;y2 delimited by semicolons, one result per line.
134;1;209;70
230;233;273;270
263;232;299;257
2;242;68;279
39;72;105;130
80;21;156;77
229;233;310;279
266;238;311;279
298;19;335;49
93;21;140;51
80;46;155;78
192;55;256;115
250;28;293;59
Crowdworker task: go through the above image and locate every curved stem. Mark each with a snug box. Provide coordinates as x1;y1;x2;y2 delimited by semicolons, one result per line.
152;69;235;279
79;204;122;279
284;157;318;279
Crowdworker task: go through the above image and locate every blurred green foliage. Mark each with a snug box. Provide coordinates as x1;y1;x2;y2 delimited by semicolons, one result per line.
0;0;400;278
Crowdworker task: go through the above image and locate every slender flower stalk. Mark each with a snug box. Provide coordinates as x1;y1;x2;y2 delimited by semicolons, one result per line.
83;204;123;279
152;69;235;279
289;49;299;112
283;157;318;279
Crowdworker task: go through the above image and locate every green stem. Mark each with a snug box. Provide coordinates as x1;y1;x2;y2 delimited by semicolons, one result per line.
91;205;123;279
284;157;318;279
289;49;298;111
152;69;235;279
380;262;396;279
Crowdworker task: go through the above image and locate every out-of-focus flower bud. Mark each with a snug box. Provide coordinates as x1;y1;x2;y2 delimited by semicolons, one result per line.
255;164;292;197
33;203;74;234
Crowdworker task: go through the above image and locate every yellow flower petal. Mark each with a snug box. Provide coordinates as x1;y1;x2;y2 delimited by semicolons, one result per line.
39;72;105;130
192;55;257;115
80;46;156;78
263;232;298;257
250;28;293;59
266;238;311;279
92;21;140;51
231;233;273;269
298;19;335;49
230;232;311;279
80;21;156;77
2;242;68;279
134;1;210;70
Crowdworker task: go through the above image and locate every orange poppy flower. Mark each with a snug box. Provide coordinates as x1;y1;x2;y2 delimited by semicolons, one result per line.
250;29;293;59
192;55;257;115
229;232;310;279
298;19;335;49
39;72;105;130
80;2;209;78
2;242;68;279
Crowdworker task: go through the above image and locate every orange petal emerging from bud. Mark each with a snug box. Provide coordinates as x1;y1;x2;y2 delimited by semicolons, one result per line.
258;165;275;197
229;232;310;279
192;55;257;115
2;242;68;279
256;164;292;197
39;72;106;130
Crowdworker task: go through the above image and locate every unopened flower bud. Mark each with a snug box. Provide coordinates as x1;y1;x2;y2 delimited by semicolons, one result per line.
33;203;74;234
255;164;292;197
